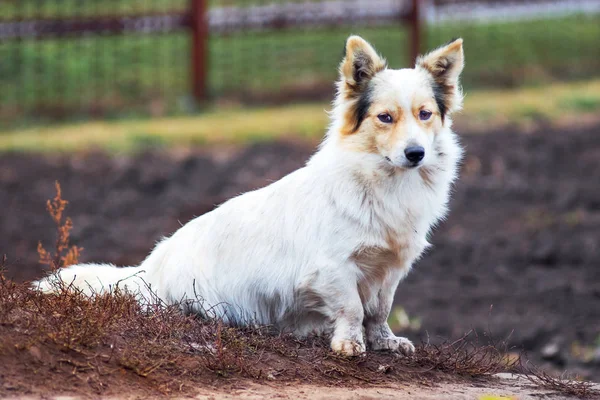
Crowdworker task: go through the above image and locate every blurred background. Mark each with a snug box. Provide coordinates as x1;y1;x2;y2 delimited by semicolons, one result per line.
1;0;599;380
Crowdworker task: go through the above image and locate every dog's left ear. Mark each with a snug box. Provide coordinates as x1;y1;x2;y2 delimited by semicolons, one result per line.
417;38;464;119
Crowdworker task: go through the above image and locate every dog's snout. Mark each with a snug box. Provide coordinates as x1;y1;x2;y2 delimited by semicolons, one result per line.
404;146;425;163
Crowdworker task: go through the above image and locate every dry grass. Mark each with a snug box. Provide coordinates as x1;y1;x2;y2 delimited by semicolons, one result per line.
523;363;600;399
37;181;83;271
0;184;598;398
2;79;600;153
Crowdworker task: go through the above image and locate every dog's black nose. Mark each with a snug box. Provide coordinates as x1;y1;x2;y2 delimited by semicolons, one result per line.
404;146;425;163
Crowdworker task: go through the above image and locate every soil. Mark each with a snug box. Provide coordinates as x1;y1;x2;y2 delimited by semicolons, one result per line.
1;123;599;385
188;376;600;400
3;376;597;400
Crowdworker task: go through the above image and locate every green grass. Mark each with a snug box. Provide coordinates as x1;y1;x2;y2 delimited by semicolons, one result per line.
0;13;599;127
559;95;600;112
211;14;600;92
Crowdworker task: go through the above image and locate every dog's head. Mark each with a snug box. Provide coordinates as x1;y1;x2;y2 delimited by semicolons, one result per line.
334;36;464;170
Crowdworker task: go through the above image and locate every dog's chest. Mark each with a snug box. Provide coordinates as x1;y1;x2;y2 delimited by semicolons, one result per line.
352;214;428;297
350;169;451;299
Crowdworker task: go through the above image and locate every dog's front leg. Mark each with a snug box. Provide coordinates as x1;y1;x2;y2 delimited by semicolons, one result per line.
330;303;365;357
364;269;415;356
325;277;366;357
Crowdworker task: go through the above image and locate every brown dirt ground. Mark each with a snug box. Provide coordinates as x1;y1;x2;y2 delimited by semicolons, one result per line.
1;123;599;396
3;376;599;400
159;375;600;400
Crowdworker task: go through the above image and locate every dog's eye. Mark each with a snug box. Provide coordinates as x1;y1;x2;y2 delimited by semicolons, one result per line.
419;110;432;121
377;113;393;123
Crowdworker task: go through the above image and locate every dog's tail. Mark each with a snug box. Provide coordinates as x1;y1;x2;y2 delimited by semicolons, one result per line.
33;263;148;298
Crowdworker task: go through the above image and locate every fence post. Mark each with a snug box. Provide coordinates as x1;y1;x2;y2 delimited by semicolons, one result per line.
191;0;208;104
409;0;422;66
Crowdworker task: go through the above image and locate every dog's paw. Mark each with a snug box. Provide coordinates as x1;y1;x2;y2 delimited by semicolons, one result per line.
370;336;415;356
331;338;366;357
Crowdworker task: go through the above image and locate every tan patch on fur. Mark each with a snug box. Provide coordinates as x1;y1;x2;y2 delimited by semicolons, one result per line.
382;116;405;152
411;94;441;131
340;124;379;154
384;226;411;256
419;167;434;187
353;246;397;275
342;105;410;156
339;111;368;137
353;239;408;303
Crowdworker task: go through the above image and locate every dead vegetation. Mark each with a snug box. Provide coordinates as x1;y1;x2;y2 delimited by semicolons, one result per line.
523;362;600;399
0;183;598;398
37;181;83;271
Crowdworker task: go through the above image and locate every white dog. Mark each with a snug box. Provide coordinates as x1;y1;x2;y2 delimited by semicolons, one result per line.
36;36;464;356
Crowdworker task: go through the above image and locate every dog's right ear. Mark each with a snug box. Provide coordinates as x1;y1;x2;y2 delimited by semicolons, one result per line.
339;36;386;95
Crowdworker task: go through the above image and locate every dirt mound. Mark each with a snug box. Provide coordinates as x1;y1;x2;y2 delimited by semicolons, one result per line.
2;270;598;399
1;125;599;383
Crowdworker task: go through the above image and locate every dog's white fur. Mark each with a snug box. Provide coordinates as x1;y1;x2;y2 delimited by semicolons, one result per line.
35;36;464;356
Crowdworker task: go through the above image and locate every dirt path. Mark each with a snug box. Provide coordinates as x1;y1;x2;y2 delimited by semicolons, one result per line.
4;375;598;400
190;375;586;400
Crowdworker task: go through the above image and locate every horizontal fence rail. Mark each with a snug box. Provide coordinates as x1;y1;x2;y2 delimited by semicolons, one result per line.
208;0;413;32
0;13;191;40
428;0;600;22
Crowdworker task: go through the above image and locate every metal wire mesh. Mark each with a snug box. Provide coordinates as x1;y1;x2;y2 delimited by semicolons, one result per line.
0;0;598;126
0;0;190;123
